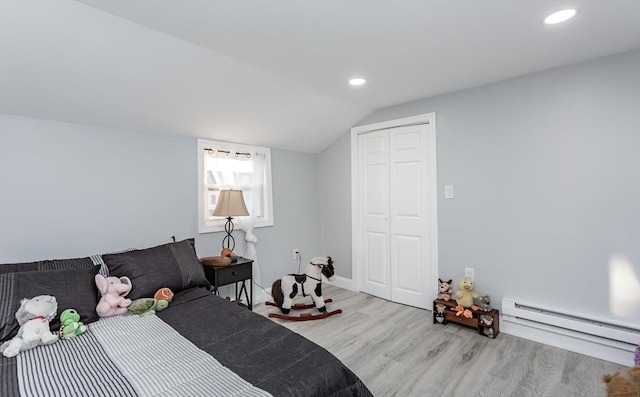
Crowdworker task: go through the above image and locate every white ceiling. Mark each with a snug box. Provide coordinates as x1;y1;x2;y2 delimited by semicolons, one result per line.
1;1;639;153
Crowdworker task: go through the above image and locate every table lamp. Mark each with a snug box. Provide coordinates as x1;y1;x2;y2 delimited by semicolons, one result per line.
212;189;249;251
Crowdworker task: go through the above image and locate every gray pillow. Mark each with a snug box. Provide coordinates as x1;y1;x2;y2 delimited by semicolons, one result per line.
0;256;95;275
103;238;209;300
0;265;101;342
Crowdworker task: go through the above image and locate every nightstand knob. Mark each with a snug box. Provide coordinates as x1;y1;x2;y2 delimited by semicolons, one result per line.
232;271;238;276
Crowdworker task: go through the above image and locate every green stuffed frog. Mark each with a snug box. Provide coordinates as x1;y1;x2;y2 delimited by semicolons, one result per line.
59;309;87;339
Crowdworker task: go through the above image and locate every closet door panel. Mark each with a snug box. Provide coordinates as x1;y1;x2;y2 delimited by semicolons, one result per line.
389;125;430;308
358;130;391;300
394;161;421;217
364;231;389;287
393;234;422;293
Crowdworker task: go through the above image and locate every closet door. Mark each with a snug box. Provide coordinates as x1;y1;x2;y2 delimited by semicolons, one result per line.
358;130;391;300
356;123;434;309
389;125;431;308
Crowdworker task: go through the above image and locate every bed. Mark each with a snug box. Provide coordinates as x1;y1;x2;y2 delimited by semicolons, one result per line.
0;239;372;397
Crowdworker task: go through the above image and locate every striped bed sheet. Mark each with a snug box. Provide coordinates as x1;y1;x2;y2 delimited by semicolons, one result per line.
14;315;271;397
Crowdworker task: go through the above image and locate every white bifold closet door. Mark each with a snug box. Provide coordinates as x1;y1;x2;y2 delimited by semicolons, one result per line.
357;123;434;309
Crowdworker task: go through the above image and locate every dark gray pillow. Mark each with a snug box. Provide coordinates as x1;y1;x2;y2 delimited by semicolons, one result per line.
0;265;101;342
0;256;95;275
103;238;209;300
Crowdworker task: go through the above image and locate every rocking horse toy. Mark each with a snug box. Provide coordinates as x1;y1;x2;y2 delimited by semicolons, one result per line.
267;256;342;321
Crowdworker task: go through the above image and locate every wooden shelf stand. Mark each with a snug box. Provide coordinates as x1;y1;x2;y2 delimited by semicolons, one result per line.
433;299;500;339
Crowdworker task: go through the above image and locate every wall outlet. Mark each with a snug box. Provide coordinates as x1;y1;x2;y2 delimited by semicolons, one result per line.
465;267;474;281
293;249;300;260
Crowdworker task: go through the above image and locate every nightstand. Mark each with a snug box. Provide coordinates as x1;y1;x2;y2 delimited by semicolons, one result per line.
201;257;254;310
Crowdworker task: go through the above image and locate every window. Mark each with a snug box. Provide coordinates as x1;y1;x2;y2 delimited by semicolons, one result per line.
197;139;274;233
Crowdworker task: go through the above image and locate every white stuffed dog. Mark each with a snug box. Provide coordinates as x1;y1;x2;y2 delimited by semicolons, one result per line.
0;295;59;357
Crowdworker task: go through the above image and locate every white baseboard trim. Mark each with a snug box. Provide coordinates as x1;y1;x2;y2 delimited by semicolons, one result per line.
501;318;635;366
328;276;356;291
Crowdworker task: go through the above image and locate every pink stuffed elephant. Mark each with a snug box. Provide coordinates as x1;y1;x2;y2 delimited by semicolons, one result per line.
95;274;132;317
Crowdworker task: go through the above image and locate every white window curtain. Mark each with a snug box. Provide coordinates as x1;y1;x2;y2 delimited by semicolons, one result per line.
199;140;273;233
236;153;265;303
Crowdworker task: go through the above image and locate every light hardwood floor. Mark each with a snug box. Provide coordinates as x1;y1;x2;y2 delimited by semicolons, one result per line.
254;285;628;397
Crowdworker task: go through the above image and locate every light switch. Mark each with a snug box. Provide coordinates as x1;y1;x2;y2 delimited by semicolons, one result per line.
444;185;454;199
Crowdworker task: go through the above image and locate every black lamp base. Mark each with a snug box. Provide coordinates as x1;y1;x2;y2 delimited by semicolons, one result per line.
221;216;236;251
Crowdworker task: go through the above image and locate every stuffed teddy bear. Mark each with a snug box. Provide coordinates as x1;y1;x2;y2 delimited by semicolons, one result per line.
95;274;132;317
479;315;495;339
0;295;59;357
454;277;479;318
603;366;640;397
476;295;492;312
434;303;446;324
437;279;453;301
58;308;87;339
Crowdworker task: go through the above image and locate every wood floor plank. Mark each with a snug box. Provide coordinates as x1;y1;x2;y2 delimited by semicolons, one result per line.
254;285;628;396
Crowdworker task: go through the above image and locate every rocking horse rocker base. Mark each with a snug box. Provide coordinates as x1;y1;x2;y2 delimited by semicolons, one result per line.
266;299;342;321
268;256;343;322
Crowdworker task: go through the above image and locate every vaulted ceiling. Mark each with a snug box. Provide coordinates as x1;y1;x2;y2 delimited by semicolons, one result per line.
1;1;639;152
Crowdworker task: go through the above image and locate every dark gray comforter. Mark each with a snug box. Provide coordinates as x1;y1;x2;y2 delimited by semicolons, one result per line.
157;288;372;397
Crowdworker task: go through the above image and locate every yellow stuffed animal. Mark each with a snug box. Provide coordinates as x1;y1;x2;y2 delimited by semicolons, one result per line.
603;366;640;397
454;277;479;318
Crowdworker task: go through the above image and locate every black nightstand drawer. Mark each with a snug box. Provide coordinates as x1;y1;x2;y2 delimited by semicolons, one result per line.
213;262;252;285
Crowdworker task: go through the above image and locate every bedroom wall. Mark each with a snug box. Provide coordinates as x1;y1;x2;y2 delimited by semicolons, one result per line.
0;114;321;288
320;49;640;325
318;132;352;279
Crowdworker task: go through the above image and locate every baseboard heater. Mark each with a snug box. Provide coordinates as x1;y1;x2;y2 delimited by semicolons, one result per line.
502;298;639;365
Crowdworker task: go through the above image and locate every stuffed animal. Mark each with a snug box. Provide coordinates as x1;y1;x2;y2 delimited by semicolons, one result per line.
126;289;174;317
476;295;492;312
154;287;174;303
125;298;169;317
437;279;453;301
454;277;479;318
58;309;86;339
603;366;640;397
434;303;446;324
0;295;59;357
479;315;495;339
95;274;132;317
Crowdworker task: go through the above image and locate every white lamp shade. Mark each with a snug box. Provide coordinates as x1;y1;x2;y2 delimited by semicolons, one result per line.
212;190;249;217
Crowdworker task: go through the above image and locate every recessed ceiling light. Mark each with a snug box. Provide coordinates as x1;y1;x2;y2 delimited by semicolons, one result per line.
544;9;576;24
349;78;366;86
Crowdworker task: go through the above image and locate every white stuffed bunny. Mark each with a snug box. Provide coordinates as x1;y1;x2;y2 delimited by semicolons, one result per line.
0;295;59;357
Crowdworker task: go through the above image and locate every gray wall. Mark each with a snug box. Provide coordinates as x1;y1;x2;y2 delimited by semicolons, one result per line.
0;114;321;288
320;49;640;324
318;132;352;278
259;148;322;277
